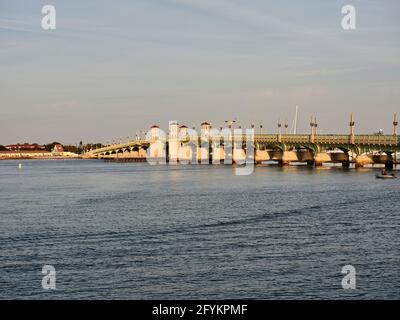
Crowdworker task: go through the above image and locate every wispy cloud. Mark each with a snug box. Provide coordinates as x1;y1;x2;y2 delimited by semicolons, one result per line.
170;0;321;36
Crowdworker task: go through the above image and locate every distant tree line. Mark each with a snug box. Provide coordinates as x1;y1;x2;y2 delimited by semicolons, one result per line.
0;142;104;153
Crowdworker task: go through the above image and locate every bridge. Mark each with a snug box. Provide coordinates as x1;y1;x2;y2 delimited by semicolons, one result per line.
85;129;400;169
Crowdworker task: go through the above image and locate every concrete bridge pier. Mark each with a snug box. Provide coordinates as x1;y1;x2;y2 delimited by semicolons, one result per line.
342;161;350;168
233;148;246;164
211;146;224;164
354;162;364;169
385;162;394;170
354;154;372;168
314;152;331;167
385;154;394;170
277;159;289;166
280;151;298;166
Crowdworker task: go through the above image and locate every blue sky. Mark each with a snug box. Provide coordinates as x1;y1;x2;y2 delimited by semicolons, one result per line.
1;0;399;144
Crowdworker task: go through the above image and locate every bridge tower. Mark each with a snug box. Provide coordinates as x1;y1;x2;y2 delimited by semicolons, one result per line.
201;121;211;139
148;125;166;162
179;124;188;138
150;125;160;141
168;121;179;164
200;121;211;163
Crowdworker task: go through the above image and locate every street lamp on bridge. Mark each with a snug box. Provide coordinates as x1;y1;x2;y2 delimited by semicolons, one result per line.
314;117;318;136
277;119;282;142
350;113;355;144
224;119;237;129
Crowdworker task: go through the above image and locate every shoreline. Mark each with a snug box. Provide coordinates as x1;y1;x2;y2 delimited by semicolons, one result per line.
0;157;84;161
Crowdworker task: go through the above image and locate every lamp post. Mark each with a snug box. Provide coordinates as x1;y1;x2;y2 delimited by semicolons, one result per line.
349;113;355;144
224;119;236;129
314;116;318;137
277;119;282;142
310;117;315;142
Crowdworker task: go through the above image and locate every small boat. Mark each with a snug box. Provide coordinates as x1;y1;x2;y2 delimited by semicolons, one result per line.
376;172;397;179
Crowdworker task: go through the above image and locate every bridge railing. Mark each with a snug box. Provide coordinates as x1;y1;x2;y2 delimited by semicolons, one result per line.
353;135;398;145
88;139;149;154
315;135;349;144
280;135;310;143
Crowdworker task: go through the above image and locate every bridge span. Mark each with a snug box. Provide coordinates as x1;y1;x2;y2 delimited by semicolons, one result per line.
85;131;400;169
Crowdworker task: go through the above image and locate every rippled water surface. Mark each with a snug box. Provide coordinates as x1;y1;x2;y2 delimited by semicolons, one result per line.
0;160;399;299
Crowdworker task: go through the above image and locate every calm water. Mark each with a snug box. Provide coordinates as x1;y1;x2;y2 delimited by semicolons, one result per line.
0;160;399;299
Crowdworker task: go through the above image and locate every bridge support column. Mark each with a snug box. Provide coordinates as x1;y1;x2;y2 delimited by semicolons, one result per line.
385;162;394;170
306;160;315;166
313;152;331;167
255;149;270;164
233;148;246;164
281;151;298;166
342;161;350;168
385;154;394;170
354;154;373;168
278;160;290;166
